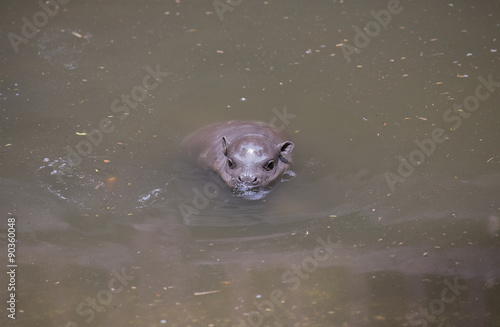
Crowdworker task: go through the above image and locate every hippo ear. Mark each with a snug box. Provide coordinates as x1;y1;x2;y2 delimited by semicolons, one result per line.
222;137;229;156
279;141;294;155
278;141;294;163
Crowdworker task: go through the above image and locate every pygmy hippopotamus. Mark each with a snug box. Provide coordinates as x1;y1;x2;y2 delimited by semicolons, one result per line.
181;120;295;199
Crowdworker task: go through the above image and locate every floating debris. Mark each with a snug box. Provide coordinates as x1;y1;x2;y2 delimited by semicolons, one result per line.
194;290;221;296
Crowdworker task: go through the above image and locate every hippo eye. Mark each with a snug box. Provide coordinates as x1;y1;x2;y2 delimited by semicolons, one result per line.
227;158;235;169
264;159;275;171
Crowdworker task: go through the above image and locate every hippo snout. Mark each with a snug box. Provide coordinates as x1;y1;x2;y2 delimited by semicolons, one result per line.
237;174;258;186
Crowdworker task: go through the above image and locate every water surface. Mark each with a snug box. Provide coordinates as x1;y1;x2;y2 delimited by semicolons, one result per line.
1;0;499;326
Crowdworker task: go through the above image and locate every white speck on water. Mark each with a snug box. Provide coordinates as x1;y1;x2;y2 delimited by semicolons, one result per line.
139;188;161;203
491;49;497;53
240;97;246;101
160;320;167;324
466;53;473;56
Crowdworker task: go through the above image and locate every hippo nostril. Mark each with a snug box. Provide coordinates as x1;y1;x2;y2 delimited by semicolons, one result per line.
238;175;258;185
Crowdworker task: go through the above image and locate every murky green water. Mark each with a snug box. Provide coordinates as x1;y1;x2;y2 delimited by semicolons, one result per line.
1;0;499;326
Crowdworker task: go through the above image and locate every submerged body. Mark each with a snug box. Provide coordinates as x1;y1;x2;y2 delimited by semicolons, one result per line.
181;120;295;199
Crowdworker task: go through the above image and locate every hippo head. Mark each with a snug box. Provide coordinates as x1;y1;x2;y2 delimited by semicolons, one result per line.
218;134;294;199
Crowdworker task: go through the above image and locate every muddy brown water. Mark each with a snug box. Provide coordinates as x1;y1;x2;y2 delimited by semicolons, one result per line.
1;0;499;326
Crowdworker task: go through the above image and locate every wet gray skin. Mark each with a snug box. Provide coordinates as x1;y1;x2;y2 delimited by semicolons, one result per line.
181;120;294;199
